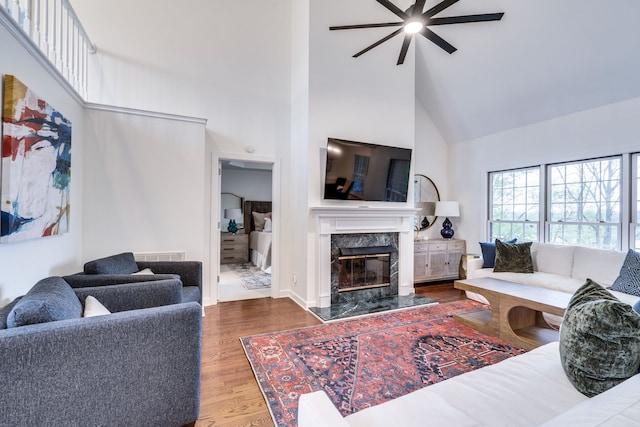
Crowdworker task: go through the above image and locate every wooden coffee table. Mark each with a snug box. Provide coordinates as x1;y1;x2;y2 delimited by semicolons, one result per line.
454;277;573;351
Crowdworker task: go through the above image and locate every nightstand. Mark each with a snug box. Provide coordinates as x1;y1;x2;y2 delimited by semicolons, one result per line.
220;232;249;264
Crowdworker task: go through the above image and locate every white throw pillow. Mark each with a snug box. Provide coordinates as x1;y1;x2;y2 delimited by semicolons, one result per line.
132;268;154;275
83;295;111;317
263;217;272;232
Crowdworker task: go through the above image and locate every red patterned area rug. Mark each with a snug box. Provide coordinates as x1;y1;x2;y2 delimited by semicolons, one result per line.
240;300;526;427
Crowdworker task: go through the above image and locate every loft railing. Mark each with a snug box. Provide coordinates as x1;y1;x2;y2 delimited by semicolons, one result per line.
0;0;95;99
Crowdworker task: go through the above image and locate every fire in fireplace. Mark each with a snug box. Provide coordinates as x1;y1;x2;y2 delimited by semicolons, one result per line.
338;246;394;292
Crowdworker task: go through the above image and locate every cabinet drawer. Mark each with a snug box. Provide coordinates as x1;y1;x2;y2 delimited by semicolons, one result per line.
429;243;448;251
448;242;465;251
414;242;430;253
221;253;248;264
221;242;247;252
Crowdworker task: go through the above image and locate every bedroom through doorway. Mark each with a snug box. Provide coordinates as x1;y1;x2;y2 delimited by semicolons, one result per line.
218;159;274;302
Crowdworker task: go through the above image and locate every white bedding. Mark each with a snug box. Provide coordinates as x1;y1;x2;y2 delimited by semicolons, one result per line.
250;231;272;272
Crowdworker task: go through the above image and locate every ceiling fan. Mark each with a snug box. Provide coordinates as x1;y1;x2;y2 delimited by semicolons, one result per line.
329;0;504;65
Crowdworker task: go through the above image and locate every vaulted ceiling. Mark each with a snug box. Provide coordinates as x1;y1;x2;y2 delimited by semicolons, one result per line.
408;0;640;143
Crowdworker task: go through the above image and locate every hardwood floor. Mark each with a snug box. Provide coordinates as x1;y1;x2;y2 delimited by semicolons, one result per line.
195;282;465;426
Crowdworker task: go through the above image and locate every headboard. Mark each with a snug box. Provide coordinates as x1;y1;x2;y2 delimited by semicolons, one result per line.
243;200;272;233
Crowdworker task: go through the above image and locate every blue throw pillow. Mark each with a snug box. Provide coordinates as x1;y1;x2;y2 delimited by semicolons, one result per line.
84;252;139;275
7;277;82;328
610;249;640;297
479;238;517;269
634;300;640;315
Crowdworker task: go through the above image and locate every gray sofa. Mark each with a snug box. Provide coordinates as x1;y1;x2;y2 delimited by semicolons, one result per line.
63;252;202;304
0;276;201;426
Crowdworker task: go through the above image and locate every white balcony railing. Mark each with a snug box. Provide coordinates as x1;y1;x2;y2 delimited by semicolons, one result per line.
0;0;95;99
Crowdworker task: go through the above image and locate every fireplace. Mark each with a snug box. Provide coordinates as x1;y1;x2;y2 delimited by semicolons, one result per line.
331;233;398;305
310;206;418;309
338;245;394;292
306;204;431;320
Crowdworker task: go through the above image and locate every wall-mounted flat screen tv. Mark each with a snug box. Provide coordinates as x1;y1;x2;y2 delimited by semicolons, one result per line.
323;138;412;202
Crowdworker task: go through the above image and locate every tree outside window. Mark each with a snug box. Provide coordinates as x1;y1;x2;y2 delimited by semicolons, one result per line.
548;157;621;249
489;167;540;242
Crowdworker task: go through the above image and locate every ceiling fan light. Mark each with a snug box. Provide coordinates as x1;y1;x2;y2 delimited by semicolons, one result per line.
404;20;424;34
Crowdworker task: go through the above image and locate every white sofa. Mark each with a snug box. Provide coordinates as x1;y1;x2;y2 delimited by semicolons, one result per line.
297;244;640;426
466;242;640;308
298;342;640;426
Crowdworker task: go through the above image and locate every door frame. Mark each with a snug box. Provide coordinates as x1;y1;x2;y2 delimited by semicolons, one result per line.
210;151;278;304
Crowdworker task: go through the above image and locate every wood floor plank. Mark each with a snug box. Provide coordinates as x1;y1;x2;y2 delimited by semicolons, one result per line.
196;282;464;426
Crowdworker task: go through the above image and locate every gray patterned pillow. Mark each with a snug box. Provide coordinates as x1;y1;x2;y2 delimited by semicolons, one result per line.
610;249;640;296
559;279;640;397
493;240;534;273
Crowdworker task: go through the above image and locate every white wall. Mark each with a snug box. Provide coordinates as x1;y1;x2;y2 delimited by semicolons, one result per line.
450;95;640;253
221;169;273;202
82;107;208;299
0;22;85;306
293;0;417;307
71;0;293;305
414;98;451;240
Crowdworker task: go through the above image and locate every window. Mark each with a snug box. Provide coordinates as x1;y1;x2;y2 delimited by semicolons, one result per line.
632;154;640;249
548;157;621;249
488;167;541;242
351;155;369;196
385;159;410;202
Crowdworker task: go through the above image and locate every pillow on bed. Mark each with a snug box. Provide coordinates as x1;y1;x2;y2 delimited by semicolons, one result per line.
263;217;272;232
252;211;272;231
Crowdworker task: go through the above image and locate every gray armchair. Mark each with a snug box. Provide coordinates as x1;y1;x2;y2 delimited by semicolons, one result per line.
63;252;202;304
0;277;201;426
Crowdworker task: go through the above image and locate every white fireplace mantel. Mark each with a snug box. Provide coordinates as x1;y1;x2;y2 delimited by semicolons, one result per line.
310;206;419;308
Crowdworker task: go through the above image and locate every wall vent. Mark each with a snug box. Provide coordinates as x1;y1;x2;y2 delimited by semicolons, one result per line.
133;251;186;262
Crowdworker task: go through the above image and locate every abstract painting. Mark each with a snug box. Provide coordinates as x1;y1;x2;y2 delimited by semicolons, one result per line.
1;75;71;243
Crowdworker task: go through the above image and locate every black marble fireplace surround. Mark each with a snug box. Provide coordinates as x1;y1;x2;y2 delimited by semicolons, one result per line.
309;232;436;322
331;233;399;304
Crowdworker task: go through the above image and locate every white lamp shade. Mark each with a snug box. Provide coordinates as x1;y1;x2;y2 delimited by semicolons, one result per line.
224;208;243;221
416;202;436;216
435;201;460;217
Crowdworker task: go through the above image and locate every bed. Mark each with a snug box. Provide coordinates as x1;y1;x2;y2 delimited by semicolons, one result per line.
243;200;272;273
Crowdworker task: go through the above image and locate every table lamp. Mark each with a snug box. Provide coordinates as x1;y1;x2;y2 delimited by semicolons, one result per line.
435;201;459;239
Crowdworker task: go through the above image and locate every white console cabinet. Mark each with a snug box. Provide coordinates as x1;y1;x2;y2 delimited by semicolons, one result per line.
414;239;466;283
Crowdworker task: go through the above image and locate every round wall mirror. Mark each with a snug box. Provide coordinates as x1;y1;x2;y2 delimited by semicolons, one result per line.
414;174;440;230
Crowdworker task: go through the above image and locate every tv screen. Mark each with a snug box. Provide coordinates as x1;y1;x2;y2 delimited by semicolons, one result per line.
323;138;412;202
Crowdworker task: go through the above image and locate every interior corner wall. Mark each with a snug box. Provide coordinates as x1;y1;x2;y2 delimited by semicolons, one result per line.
414;98;450;240
449;96;640;250
82;108;207;300
287;0;311;306
0;23;85;306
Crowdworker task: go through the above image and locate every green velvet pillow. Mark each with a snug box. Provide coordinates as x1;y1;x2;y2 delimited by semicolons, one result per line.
559;279;640;397
493;240;534;273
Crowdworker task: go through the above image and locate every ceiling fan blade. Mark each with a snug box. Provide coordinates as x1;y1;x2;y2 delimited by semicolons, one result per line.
397;33;413;65
353;28;403;58
428;13;504;26
420;27;457;54
423;0;459;18
411;0;427;17
330;22;404;31
375;0;408;20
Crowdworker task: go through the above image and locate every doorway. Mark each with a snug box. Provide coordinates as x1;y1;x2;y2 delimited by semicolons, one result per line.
218;159;274;302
